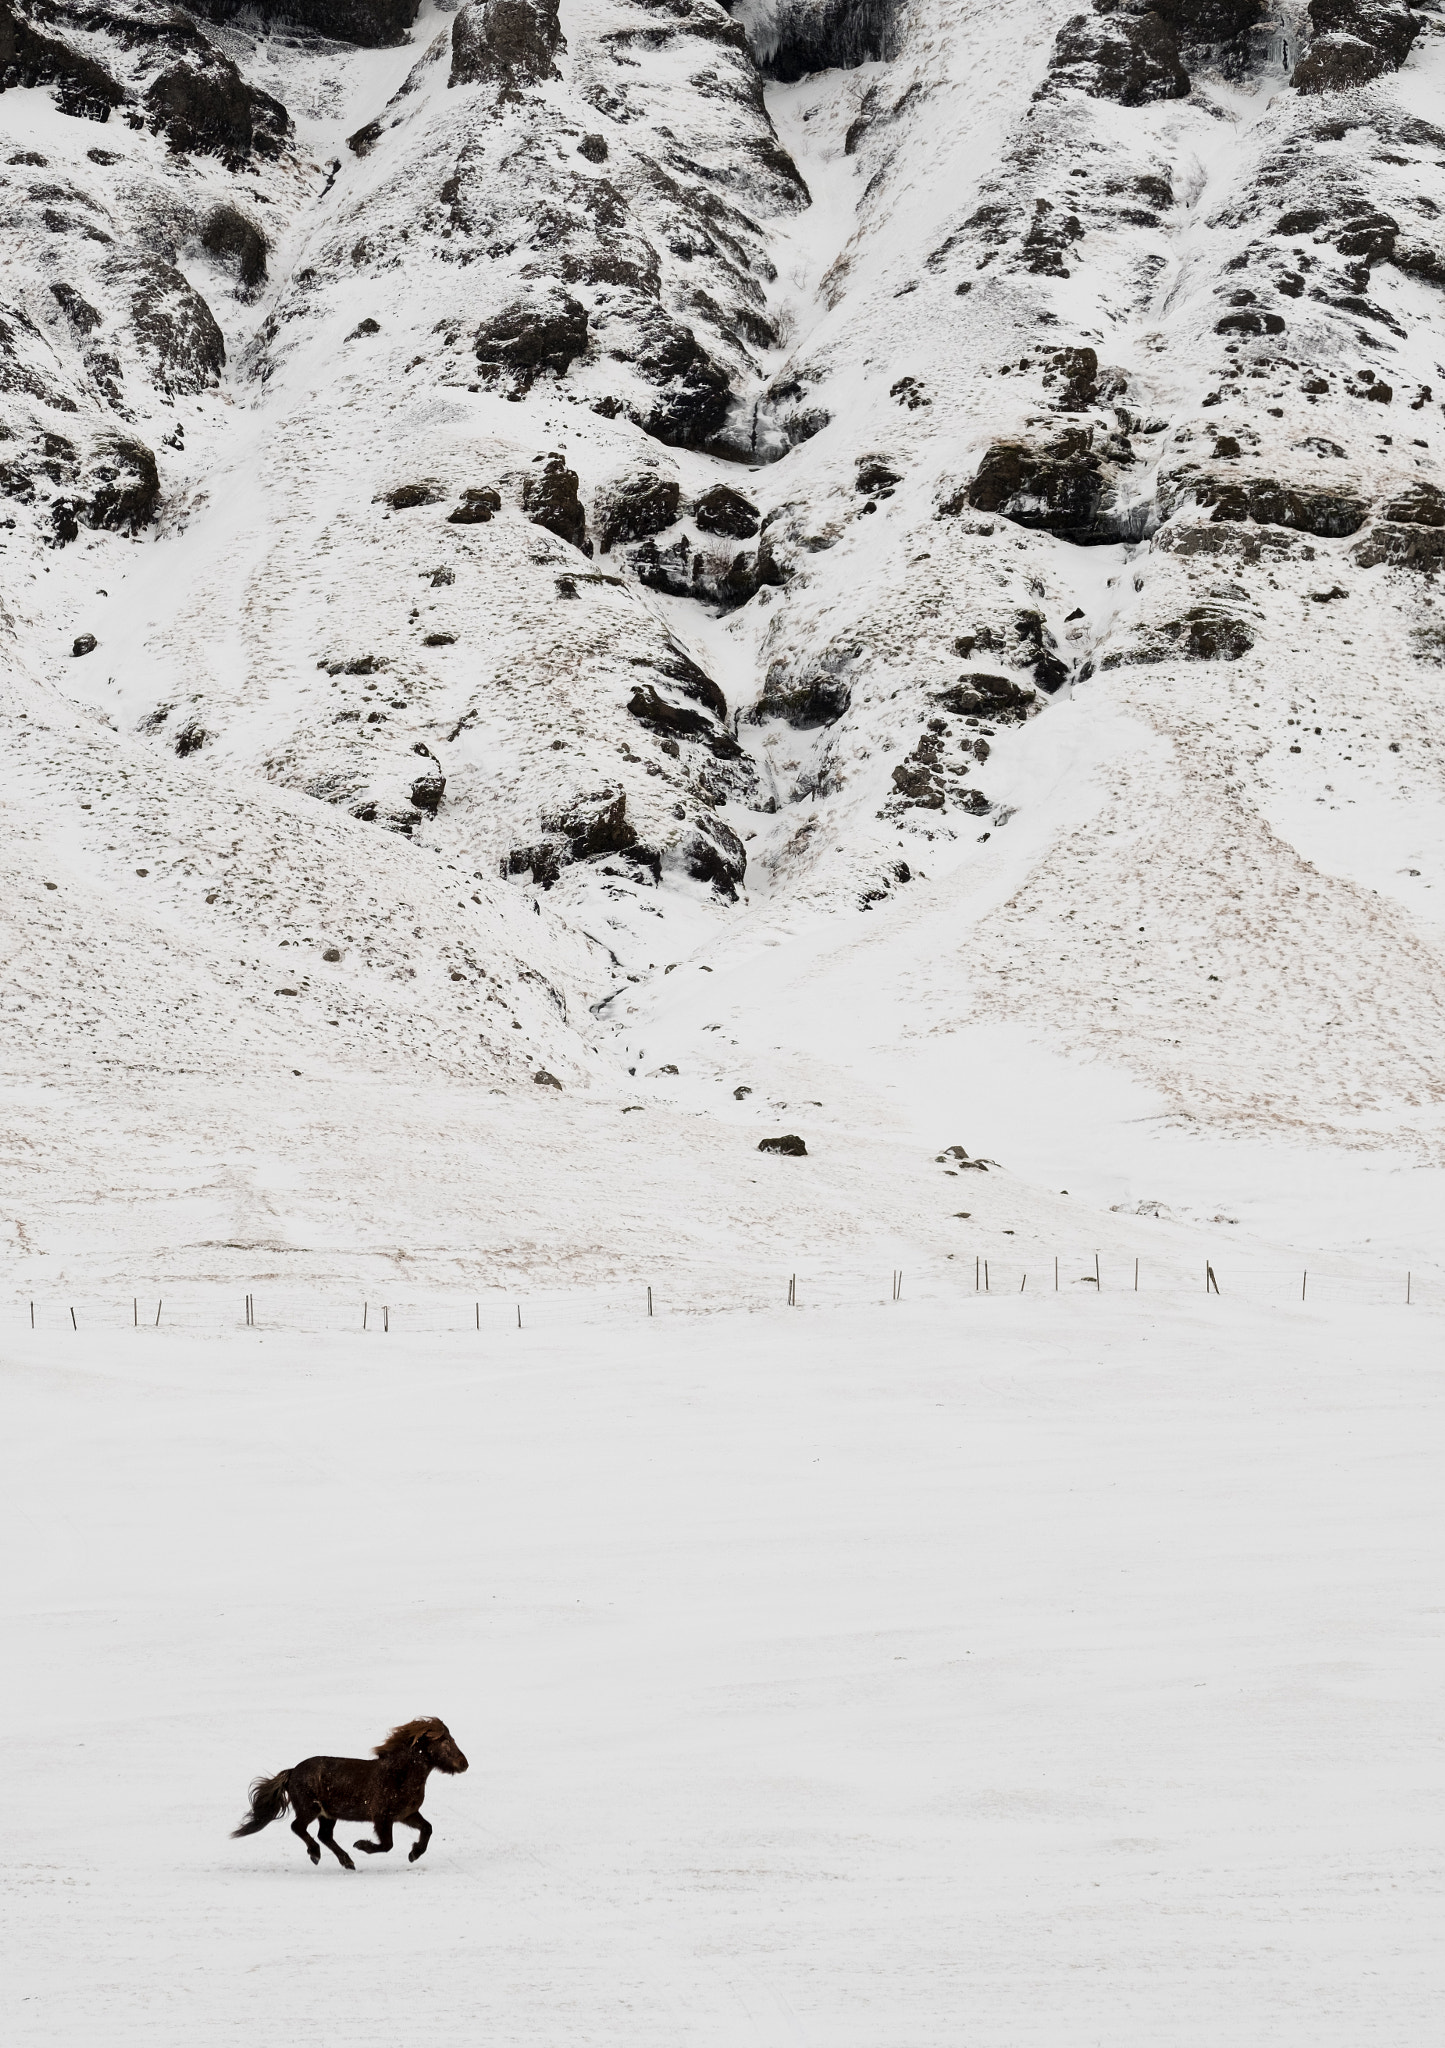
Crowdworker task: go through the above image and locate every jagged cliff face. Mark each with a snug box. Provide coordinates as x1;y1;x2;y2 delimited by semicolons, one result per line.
2;0;1445;1164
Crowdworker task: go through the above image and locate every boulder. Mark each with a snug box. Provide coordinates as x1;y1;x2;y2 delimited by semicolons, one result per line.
86;436;160;532
694;484;760;539
682;816;747;897
597;474;680;552
448;486;502;524
522;454;586;551
934;673;1036;721
758;1134;807;1155
201;204;267;294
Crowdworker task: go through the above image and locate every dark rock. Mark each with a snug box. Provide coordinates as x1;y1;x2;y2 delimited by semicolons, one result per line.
450;0;563;94
1042;345;1099;413
1276;207;1328;236
533;1068;563;1088
1215;308;1286;336
754;665;852;728
683;816;747;897
935;673;1036;721
1043;7;1190;107
578;133;608;162
1186;474;1369;535
598;474;680;552
1352;524;1445;572
694;483;760;539
628;683;740;759
347;317;380;339
116;257;225;393
630;315;733;449
423;631;456;645
195;0;421;45
448;486;502;524
49;281;100;333
72;631;97;656
86;435;160;532
1304;0;1419;70
410;745;446;814
384;481;445;509
891;760;945;808
474;294;587;393
748;0;900;81
547;789;637;860
1110;605;1256;661
0;1;123;122
965;433;1143;544
633;650;728;724
855;455;902;499
522;454;586;550
146;59;290;165
758;1133;807;1155
174;721;206;756
1382;483;1445;526
201;204;267;293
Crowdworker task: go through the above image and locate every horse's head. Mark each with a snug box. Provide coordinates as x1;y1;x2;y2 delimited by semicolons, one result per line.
374;1717;470;1773
422;1721;469;1775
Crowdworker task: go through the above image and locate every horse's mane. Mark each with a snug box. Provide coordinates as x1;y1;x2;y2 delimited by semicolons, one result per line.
374;1717;446;1757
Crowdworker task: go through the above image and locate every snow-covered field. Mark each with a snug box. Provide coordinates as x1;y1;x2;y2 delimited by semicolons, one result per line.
6;1298;1442;2045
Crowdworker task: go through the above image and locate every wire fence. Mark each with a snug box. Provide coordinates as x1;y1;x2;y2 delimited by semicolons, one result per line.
1;1251;1434;1336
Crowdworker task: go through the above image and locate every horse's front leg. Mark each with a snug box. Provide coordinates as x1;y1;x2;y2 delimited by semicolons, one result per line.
353;1817;395;1855
316;1819;355;1870
402;1810;432;1862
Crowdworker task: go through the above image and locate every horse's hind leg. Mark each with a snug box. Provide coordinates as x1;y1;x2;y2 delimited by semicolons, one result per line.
402;1811;432;1863
317;1819;355;1871
290;1816;321;1866
353;1817;394;1856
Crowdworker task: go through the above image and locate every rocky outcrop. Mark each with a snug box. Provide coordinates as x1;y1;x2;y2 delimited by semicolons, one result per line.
935;674;1037;722
1041;5;1190;107
191;0;421;44
113;258;225;394
1292;0;1420;92
474;295;589;395
522;455;587;551
85;436;160;532
682;814;747;897
597;474;680;552
746;0;901;82
1167;471;1370;537
0;0;123;122
146;55;291;164
449;0;563;93
200;204;268;295
963;432;1150;545
694;484;760;539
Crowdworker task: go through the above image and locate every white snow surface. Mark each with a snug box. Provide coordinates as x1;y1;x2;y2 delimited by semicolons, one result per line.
6;1300;1443;2045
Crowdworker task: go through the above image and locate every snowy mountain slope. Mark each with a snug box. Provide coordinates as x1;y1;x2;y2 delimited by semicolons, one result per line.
4;0;1445;1276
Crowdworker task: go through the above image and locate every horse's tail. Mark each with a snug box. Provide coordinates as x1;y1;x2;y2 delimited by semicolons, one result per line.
232;1769;291;1837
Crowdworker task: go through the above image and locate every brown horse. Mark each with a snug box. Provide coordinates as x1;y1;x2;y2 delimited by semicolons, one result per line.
232;1717;468;1870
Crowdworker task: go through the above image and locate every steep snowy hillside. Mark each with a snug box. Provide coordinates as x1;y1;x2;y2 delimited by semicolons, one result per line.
3;0;1445;1277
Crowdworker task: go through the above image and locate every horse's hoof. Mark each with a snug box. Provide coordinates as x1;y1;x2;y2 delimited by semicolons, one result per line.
339;1858;356;1871
408;1849;422;1862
